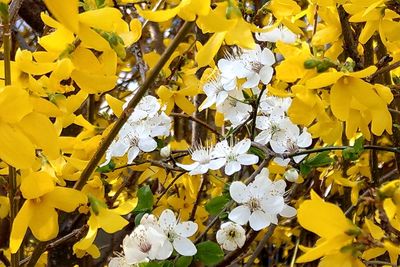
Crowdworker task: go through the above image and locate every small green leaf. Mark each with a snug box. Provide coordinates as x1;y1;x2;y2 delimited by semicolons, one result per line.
206;195;230;215
96;160;116;173
95;0;106;8
304;59;319;69
300;151;334;176
176;256;193;267
195;241;224;266
133;185;154;213
249;146;266;159
342;137;364;161
88;195;107;215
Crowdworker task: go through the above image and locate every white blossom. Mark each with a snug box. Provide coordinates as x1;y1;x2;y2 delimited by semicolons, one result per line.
157;209;198;257
256;26;297;44
101;96;171;166
199;72;236;111
177;144;225;175
122;224;167;264
216;222;246;251
236;44;275;88
212;139;259;176
217;90;252;127
228;168;296;231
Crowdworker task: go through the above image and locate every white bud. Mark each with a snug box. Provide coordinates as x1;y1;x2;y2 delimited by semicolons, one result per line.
284;168;299;182
160;145;171;158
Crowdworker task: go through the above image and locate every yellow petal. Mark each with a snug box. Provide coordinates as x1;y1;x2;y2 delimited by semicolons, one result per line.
296;234;351;263
105;94;124;117
44;0;79;33
20;171;55;200
45;187;87;212
31;97;62;117
97;207;128;233
77;23;110;51
71;70;117;93
175;95;196;114
112;198;138;215
305;71;343;89
0;123;36;169
29;202;59;241
297;197;353;238
79;7;122;32
365;218;385;240
349;66;377;78
136;4;181;22
15;49;56;75
0;86;33;124
330;79;351;121
10;201;34;253
73;215;98;250
18;113;60;159
196;32;226;68
384;240;400;264
362;247;386;260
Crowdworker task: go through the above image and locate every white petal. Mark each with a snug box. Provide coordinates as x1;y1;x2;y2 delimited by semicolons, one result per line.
199;95;216;111
225;161;241;175
254;130;272;145
173;236;197;256
228;205;251;225
260;48;275;66
138;137;157;152
222;239;238;251
189;164;209;175
175;221;198;237
127;146;140;164
209;158;226;170
280;205;297;218
176;162;199;171
273;157;290;166
237;154;259;165
262;196;285;214
216;91;229;106
249;210;270;231
159;209;177;231
297;130;312;148
230;182;250;203
293;154;307;163
156;240;173;260
242;72;260;88
259;66;274;85
233;139;251;154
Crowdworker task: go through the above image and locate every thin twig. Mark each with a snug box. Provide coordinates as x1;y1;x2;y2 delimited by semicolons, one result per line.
170;112;222;137
368;60;400;81
243;225;276;267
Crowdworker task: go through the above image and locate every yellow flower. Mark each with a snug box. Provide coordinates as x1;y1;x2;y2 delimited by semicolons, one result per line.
10;171;87;253
195;1;255;67
306;66;393;139
0;196;9;218
157;85;197;115
296;190;358;263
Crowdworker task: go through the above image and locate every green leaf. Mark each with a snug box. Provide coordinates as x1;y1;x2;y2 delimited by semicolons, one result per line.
206;195;230;215
88;195;107;215
249;146;266;160
342;137;364;161
195;241;224;266
95;160;116;173
133;185;154;213
300;151;334;176
95;0;106;8
176;256;193;267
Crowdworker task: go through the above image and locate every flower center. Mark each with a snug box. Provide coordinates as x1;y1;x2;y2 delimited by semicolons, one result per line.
228;230;237;238
250;61;263;73
247;197;261;211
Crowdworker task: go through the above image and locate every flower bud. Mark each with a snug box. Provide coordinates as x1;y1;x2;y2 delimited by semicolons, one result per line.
160;145;171;158
284;168;299;182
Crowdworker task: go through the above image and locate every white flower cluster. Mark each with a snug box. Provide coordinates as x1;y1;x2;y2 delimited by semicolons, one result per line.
109;209;198;266
177;138;259;176
102;96;171;166
254;91;312;166
228;168;296;231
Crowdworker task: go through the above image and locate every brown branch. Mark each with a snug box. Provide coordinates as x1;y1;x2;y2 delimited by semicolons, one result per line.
368;60;400;81
243;225;277;267
337;5;362;70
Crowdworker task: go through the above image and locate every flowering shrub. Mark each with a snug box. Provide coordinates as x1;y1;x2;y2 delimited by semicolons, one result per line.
1;0;400;266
